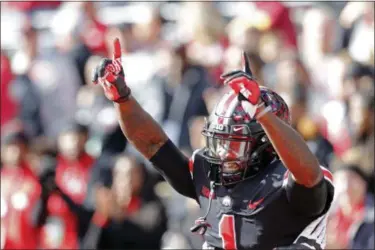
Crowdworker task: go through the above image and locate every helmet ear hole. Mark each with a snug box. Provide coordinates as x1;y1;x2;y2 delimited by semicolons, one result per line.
251;150;258;161
247;136;274;171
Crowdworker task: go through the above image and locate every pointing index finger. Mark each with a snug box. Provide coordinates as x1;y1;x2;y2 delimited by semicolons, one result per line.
113;38;122;61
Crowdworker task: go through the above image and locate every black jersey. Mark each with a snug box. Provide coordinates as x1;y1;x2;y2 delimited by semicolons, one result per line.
190;149;334;250
150;140;335;250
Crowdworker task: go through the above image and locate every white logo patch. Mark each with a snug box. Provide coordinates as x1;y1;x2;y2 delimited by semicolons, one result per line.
222;196;232;207
233;127;244;132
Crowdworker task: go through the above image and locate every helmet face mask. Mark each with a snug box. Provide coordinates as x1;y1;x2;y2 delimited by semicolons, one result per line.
203;134;256;185
206;137;252;162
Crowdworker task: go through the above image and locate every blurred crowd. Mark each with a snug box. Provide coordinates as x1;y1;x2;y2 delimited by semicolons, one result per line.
1;1;374;249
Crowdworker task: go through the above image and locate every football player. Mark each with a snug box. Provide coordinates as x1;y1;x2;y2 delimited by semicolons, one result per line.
92;39;334;250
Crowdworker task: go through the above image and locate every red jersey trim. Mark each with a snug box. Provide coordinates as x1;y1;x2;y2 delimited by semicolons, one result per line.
189;149;200;173
320;166;333;184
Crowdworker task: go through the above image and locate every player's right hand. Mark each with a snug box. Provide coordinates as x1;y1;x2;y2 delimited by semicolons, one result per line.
92;38;131;103
221;52;261;105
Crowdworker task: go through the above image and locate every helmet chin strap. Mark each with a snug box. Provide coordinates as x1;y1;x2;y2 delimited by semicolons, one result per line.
190;180;216;236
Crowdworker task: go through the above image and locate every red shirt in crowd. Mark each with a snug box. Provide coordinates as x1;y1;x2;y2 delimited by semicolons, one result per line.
1;53;17;128
5;2;61;12
327;200;365;248
255;2;298;49
80;19;108;57
39;193;79;249
38;152;95;249
55;152;95;205
1;163;41;249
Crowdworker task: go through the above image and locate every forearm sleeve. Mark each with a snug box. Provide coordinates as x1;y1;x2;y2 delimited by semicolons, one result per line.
150;139;197;200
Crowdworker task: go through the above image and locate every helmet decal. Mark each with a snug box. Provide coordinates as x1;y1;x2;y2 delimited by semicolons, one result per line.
215;92;238;118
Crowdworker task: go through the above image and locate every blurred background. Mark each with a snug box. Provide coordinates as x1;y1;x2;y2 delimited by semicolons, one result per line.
0;1;374;249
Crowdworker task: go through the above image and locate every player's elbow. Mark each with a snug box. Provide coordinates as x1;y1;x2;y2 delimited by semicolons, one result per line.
291;161;323;188
304;164;324;188
284;154;322;188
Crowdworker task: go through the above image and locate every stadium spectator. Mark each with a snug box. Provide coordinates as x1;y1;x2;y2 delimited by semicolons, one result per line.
94;155;168;249
79;2;109;57
153;43;211;154
4;1;61;14
343;2;374;66
38;187;80;249
8;25;44;138
180;2;228;83
53;123;97;245
56;155;167;249
55;123;95;205
0;130;42;249
327;165;374;249
0;52;17;128
255;2;298;49
130;4;166;53
296;116;335;169
10;23;82;139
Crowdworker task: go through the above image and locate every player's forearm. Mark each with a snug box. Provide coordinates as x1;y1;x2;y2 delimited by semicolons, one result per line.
257;108;322;187
115;97;196;200
114;96;169;159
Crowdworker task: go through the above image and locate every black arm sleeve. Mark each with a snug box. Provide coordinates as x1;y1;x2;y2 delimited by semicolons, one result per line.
149;139;197;200
285;174;334;217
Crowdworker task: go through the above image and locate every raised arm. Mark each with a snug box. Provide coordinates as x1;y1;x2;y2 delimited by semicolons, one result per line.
222;53;322;188
256;107;322;187
92;39;196;199
114;97;168;159
222;54;334;216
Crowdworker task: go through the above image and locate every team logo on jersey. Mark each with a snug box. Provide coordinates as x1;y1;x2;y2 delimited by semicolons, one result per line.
248;198;264;210
222;196;232;207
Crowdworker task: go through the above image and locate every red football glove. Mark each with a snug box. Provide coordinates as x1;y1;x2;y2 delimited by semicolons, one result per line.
92;38;131;102
221;70;261;105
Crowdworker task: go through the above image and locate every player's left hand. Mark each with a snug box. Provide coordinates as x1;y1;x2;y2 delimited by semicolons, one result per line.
221;69;261;105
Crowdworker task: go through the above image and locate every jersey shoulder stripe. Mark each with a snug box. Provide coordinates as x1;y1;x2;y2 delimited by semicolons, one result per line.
189;148;202;173
319;166;333;184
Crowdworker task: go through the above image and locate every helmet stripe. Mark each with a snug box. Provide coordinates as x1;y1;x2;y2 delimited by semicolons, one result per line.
217;92;237;117
224;95;239;124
